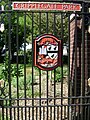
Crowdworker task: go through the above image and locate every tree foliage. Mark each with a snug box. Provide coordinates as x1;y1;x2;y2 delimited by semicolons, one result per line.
0;0;68;56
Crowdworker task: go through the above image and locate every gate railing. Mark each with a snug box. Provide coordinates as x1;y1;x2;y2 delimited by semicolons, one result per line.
0;0;90;120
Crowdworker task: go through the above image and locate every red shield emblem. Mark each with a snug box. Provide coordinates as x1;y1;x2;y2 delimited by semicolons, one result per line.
34;34;62;71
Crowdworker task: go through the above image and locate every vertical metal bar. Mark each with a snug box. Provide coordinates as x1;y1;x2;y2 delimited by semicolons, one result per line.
32;12;34;120
46;12;49;120
50;106;52;120
24;12;27;120
36;107;38;120
8;11;12;120
16;12;19;120
39;69;41;119
74;13;78;120
24;12;26;98
57;106;59;120
61;13;63;120
77;105;80;120
84;28;89;120
6;100;8;120
85;30;88;98
8;9;11;98
75;13;77;97
53;13;56;120
16;12;19;98
39;12;41;120
81;3;85;97
46;71;49;119
67;13;70;120
29;107;30;120
54;70;56;120
81;2;85;120
81;3;85;120
87;104;90;120
43;107;45;120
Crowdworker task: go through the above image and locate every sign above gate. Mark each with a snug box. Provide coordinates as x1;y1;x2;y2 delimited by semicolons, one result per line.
12;2;81;11
34;34;62;71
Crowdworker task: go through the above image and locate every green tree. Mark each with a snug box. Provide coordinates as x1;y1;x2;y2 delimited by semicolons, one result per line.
0;0;68;56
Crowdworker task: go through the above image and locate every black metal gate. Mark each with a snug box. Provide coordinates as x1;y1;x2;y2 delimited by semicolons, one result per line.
0;0;90;120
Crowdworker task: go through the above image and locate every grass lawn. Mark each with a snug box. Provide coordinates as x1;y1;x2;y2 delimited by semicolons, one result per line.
0;63;68;119
0;63;68;98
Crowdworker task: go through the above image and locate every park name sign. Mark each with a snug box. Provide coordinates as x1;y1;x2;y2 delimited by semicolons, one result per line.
12;2;81;11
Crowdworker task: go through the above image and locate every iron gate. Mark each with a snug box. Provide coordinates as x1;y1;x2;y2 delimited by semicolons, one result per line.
0;0;90;120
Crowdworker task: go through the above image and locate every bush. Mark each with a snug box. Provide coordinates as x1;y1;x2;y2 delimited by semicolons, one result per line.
52;66;68;82
0;52;24;99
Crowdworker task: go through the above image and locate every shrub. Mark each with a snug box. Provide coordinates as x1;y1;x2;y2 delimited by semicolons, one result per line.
52;66;68;82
